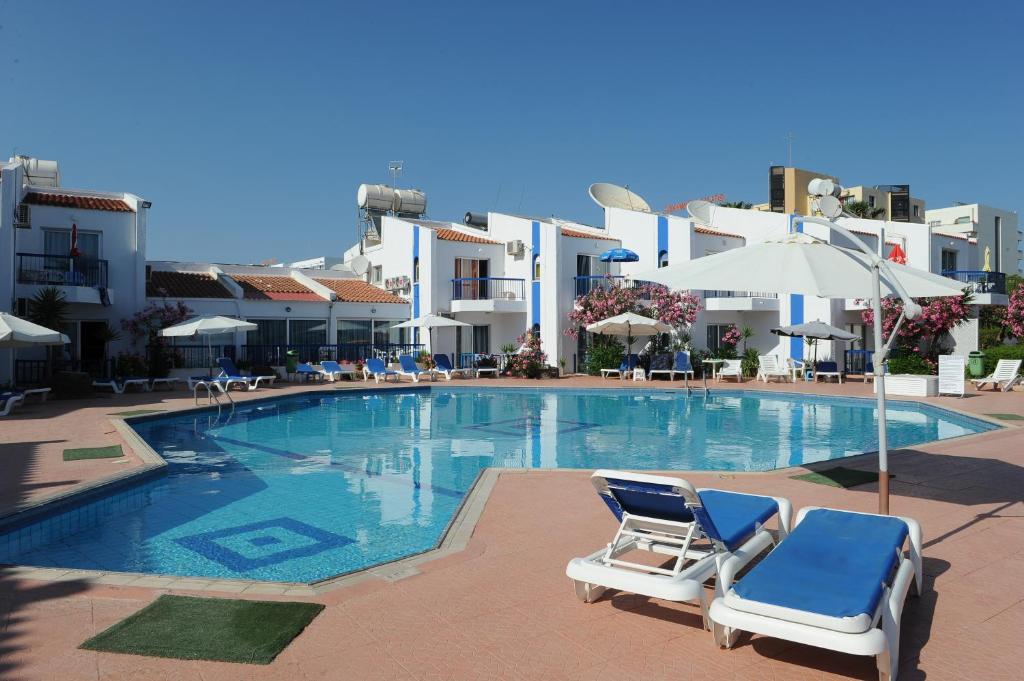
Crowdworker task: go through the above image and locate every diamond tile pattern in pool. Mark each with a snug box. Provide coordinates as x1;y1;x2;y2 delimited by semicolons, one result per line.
0;388;996;582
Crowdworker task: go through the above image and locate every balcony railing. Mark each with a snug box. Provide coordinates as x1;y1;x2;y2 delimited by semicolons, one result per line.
940;270;1006;295
17;253;109;289
451;277;526;301
703;290;779;299
574;275;659;297
241;342;424;365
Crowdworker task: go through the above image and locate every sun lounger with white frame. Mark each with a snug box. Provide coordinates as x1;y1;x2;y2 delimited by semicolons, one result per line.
708;506;922;681
365;358;399;383
93;377;152;394
319;360;359;382
970;358;1022;392
150;377;183;390
716;359;743;382
397;354;435;383
601;354;639;380
0;391;25;416
18;387;52;402
757;355;791;383
432;354;472;380
566;470;791;628
217;357;276;389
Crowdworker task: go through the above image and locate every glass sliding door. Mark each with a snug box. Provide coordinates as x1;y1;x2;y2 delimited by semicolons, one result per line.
246;319;287;364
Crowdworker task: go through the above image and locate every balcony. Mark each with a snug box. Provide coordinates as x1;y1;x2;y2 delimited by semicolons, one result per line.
703;290;779;312
941;270;1007;305
573;275;659;297
16;253;112;304
450;277;527;313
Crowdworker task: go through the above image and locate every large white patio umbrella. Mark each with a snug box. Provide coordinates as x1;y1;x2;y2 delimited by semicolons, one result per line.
587;312;670;360
1;312;70;381
391;314;470;354
160;315;257;374
632;200;968;514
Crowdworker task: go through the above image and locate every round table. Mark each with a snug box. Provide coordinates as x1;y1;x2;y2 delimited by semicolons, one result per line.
701;358;725;379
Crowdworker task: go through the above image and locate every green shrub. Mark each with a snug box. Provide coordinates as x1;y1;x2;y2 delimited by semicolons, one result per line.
887;355;934;375
980;344;1024;377
978;326;1003;349
741;348;759;377
585;339;625;376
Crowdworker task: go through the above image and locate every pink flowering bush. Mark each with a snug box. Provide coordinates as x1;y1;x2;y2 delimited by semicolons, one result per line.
1005;285;1024;339
566;280;702;340
121;301;193;377
720;325;743;348
505;330;548;378
860;294;971;368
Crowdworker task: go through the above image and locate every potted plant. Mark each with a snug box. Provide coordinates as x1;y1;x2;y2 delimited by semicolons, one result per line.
558;357;567;377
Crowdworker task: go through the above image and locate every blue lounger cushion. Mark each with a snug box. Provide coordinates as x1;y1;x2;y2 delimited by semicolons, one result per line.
601;478;779;551
730;509;908;629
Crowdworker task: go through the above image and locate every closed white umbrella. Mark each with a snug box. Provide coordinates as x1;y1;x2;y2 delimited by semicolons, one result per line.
632;200;969;515
1;312;70;383
391;314;471;354
160;315;258;374
587;312;670;361
772;320;859;369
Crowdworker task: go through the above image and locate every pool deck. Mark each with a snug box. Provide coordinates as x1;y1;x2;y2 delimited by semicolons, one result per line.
1;375;1022;680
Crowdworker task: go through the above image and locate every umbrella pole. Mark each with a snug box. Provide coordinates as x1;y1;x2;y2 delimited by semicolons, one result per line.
871;266;890;515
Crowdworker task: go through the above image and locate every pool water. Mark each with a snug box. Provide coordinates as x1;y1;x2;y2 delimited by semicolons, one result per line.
0;387;994;582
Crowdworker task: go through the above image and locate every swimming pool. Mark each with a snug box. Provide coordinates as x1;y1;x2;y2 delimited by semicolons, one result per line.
0;387;995;582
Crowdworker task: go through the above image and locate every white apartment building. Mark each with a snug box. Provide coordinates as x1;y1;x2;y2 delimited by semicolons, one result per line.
0;156;150;385
925;203;1021;275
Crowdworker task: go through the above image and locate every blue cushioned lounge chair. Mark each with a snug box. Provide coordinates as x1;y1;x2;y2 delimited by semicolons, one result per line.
0;391;25;417
294;362;326;383
319;360;358;382
600;354;639;380
650;351;695;382
217;357;276;389
433;354;472;380
397;354;434;383
365;357;399;383
709;507;922;681
566;470;792;628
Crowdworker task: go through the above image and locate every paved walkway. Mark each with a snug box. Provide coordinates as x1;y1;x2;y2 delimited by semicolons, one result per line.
0;375;1022;680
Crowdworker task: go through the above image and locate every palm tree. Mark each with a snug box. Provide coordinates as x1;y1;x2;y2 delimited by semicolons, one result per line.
844;200;886;219
719;201;753;209
27;287;69;376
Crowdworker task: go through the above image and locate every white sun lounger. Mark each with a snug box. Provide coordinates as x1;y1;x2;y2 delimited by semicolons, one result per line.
716;359;744;382
757;355;791;383
0;392;25;416
150;377;183;390
708;507;922;681
19;387;52;402
566;470;791;629
970;359;1022;392
93;378;152;394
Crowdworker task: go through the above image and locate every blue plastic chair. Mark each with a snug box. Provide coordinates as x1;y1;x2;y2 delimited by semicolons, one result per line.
365;357;399;383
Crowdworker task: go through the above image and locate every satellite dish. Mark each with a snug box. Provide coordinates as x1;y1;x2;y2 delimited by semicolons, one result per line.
350;255;370;276
818;195;843;219
588;183;652;213
686;200;716;226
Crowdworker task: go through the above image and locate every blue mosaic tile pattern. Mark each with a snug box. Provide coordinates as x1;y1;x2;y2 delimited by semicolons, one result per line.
0;388;996;582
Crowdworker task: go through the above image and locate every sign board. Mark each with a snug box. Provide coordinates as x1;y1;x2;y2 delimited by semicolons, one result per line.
938;354;965;397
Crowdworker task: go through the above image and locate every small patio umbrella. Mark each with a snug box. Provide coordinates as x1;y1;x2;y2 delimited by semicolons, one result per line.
772;320;858;370
160;315;257;375
599;248;640;263
0;312;70;382
70;222;81;258
391;314;470;356
586;312;670;360
888;243;906;265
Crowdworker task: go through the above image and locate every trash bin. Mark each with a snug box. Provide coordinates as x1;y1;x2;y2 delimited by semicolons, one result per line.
285;350;299;375
968;351;986;378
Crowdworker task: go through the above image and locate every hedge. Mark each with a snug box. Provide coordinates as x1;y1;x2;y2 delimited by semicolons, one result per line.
980;344;1024;377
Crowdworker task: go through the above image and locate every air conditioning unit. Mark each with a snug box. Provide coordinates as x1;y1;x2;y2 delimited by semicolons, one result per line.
14;203;30;229
506;240;524;257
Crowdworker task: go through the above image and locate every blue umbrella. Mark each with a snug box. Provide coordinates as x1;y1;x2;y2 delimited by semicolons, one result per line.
599;248;639;263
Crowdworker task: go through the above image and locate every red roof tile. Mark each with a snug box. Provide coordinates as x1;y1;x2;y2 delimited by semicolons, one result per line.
146;271;233;299
231;275;324;301
314;279;408;304
694;226;744;240
434;228;501;245
23;192;134;212
560;228;618;241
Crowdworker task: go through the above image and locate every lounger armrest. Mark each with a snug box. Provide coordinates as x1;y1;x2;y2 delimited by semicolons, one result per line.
885;558;916;631
716;531;774;595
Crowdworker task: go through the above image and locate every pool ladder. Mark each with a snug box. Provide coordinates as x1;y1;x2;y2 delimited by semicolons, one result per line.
193;380;234;406
683;373;710;396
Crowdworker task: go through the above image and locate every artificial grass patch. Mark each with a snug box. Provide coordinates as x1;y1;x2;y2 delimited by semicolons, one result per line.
107;409;166;417
983;413;1024;421
80;595;324;664
790;466;893;488
63;445;123;461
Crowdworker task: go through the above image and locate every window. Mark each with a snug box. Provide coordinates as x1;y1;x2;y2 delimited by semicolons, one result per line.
940;249;958;273
413;257;420;282
706;324;731;353
472;325;490;354
371;265;382;284
868;195;876;209
289;319;327;346
954;216;971;225
575;254;609;276
337;319;372;346
454;257;489;299
373;320;391;347
658;250;669;268
532;255;541;280
247;319;287;347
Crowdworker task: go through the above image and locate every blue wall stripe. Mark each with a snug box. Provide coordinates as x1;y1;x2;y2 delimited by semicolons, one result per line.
412;225;420;342
531;221;541;328
657;215;668;261
789;216;804;360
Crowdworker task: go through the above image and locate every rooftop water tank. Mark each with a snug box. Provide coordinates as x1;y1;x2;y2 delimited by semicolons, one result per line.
464;211;488;228
15;156;60;187
393;188;427;216
357;184;397;212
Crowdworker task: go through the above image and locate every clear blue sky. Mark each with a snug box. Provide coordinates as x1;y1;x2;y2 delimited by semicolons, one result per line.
2;0;1020;264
